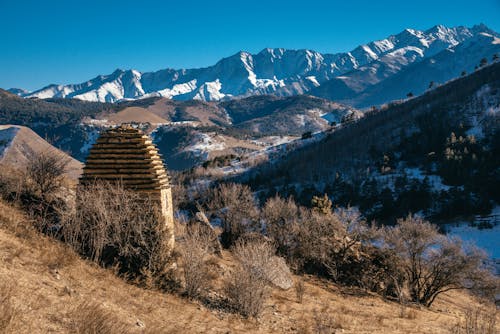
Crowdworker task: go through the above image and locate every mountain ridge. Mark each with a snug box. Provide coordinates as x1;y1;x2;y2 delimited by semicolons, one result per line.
10;24;498;105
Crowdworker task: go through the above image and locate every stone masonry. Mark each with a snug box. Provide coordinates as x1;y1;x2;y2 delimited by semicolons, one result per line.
79;124;174;249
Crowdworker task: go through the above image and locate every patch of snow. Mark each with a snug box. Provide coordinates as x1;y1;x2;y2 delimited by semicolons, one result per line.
79;127;100;154
193;80;226;101
305;76;320;86
156;79;198;98
371;39;395;53
0;125;19;157
361;45;378;59
405;167;451;191
321;112;341;123
186;133;226;158
445;206;500;273
73;81;125;102
295;114;306;126
387;46;425;59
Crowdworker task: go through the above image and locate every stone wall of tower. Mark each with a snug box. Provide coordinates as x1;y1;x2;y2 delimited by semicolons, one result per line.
80;124;174;250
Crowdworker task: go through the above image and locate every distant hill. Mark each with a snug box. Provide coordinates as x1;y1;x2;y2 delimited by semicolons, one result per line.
0;124;82;179
0;89;357;169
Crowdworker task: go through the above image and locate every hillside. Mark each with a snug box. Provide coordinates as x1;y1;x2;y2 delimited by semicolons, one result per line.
0;199;496;333
0;91;356;169
240;63;500;223
0;125;82;179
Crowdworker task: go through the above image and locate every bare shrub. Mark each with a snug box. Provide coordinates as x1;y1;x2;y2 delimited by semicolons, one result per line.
450;307;498;334
70;301;130;334
295;278;305;303
180;225;214;299
62;181;175;288
0;150;71;235
0;166;23;202
23;149;70;201
294;207;368;280
225;240;276;318
261;195;299;258
208;183;258;247
311;194;332;215
382;215;497;307
0;283;21;333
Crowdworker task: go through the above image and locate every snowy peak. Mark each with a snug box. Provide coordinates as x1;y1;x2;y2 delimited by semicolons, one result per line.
19;24;499;103
7;88;30;96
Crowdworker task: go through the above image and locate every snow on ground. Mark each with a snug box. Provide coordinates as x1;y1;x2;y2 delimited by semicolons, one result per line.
321;112;342;123
373;166;450;192
187;133;226;159
295;114;306;126
404;167;451;191
305;76;320;86
0;125;19;157
79;126;101;154
251;136;297;147
445;206;500;273
74;81;125;102
157;79;198;98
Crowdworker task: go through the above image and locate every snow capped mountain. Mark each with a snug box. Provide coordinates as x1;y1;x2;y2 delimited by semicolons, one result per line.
21;24;499;104
341;31;500;107
7;88;30;96
312;26;500;107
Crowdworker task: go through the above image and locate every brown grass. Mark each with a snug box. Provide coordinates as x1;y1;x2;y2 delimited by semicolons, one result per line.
450;307;497;334
0;199;498;333
0;282;21;333
69;301;131;334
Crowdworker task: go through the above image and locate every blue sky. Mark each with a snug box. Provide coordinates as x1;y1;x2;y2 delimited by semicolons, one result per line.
1;0;499;91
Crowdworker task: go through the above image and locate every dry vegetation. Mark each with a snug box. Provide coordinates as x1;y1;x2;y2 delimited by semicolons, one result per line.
0;198;498;333
0;152;498;333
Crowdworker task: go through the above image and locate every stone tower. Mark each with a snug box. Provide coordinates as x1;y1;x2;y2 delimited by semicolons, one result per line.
79;124;174;249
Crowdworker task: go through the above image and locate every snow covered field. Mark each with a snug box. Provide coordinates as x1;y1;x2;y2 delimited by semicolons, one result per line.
445;206;500;273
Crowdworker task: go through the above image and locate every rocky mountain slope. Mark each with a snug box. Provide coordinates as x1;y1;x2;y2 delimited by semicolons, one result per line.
11;25;498;107
239;62;500;224
312;29;500;107
0;89;358;169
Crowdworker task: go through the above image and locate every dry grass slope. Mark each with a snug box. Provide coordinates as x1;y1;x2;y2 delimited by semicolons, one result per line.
0;199;498;333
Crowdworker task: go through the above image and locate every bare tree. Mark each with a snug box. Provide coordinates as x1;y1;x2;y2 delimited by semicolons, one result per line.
24;149;70;201
382;215;497;307
15;149;73;234
208;183;258;247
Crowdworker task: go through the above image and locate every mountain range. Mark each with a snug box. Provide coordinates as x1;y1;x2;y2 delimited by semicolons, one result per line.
9;24;499;108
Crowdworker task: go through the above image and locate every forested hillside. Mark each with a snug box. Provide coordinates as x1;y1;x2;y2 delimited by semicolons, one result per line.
241;63;500;223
